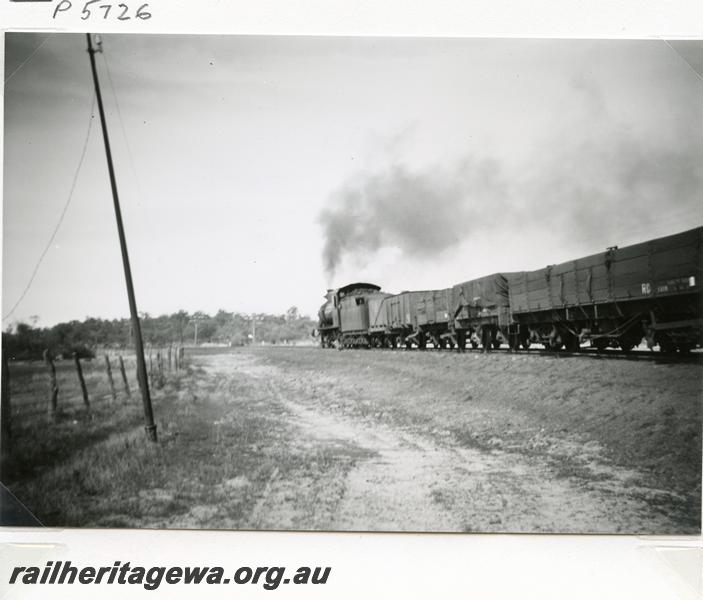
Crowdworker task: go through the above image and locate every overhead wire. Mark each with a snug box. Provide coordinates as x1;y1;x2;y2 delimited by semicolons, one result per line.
662;39;703;86
4;34;54;85
4;39;161;325
102;46;141;185
101;43;169;268
2;93;97;323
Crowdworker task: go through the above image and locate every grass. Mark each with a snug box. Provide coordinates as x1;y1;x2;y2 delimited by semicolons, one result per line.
2;353;364;529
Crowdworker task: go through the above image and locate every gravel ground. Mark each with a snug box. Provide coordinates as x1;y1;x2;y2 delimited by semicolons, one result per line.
191;346;701;534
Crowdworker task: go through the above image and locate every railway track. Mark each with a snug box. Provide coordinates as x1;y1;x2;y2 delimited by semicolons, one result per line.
501;346;703;364
334;345;703;364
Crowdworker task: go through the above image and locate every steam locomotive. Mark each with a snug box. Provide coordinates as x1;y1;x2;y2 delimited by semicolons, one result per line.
317;226;703;354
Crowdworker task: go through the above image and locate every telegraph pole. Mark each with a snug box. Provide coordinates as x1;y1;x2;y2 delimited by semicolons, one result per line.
189;315;206;346
86;33;157;442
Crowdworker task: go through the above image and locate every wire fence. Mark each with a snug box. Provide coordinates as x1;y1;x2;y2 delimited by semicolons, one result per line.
1;346;187;428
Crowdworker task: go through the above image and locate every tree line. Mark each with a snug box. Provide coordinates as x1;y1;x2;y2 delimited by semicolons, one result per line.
2;307;317;360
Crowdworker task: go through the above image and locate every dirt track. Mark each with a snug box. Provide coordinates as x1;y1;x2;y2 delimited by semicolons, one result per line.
192;348;700;533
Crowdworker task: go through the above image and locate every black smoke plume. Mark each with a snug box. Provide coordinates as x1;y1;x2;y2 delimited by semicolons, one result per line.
319;159;508;278
319;81;703;280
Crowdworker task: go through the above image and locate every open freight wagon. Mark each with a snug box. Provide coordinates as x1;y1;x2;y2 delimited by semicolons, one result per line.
507;226;703;352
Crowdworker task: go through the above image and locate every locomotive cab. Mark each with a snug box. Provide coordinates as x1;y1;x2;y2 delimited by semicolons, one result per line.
317;283;384;348
337;283;381;334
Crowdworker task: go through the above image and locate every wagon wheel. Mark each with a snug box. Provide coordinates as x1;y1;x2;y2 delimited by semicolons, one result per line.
563;333;580;352
480;330;492;351
455;331;466;353
593;338;609;352
619;333;642;353
660;342;676;355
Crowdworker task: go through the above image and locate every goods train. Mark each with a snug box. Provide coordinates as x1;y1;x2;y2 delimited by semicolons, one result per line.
317;226;703;354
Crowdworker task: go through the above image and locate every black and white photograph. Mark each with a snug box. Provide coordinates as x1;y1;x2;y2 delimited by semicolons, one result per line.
1;33;701;534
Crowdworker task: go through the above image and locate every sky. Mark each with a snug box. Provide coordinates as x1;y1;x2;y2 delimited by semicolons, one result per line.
3;34;703;327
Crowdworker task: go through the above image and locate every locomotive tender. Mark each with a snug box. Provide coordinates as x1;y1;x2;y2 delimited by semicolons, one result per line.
317;226;703;354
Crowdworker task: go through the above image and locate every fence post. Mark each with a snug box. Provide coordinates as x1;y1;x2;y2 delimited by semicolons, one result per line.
157;352;164;388
44;349;59;421
104;355;117;404
154;352;159;388
1;352;11;477
73;353;90;408
119;355;131;399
